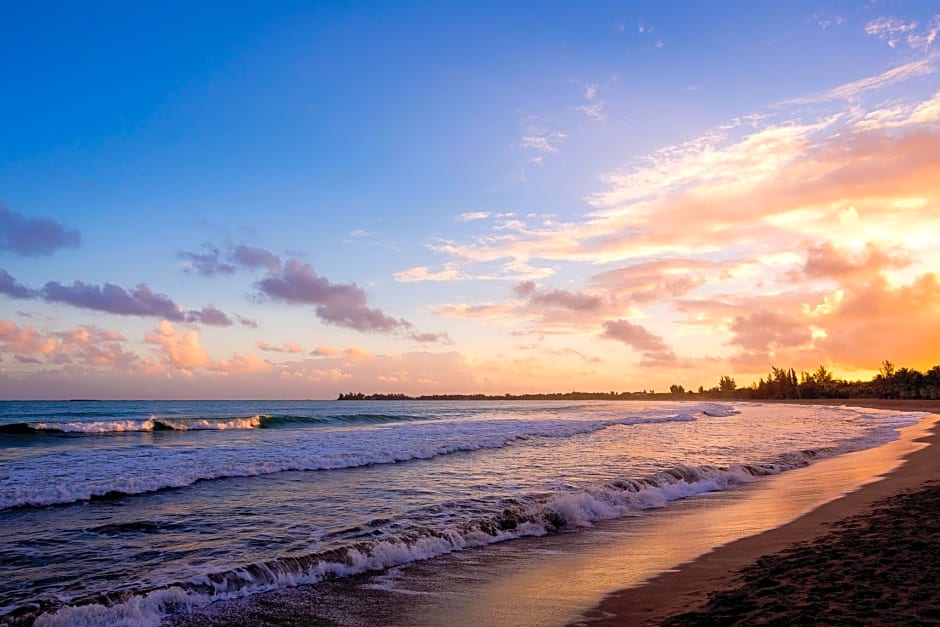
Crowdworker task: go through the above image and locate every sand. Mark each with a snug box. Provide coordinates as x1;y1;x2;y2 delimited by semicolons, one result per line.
577;400;940;626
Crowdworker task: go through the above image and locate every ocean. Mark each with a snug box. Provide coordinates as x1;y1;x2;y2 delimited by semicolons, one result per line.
0;399;924;625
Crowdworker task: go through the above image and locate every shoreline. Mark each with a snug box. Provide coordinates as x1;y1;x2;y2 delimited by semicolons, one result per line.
576;399;940;626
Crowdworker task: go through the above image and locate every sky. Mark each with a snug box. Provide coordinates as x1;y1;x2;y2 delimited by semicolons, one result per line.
1;1;939;399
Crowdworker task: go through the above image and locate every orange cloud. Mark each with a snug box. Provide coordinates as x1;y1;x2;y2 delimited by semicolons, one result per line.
0;320;57;356
144;321;211;370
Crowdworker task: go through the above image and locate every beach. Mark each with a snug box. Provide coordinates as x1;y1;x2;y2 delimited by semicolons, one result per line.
578;400;940;626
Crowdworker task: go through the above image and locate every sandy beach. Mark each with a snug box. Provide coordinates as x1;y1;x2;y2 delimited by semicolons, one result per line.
578;400;940;626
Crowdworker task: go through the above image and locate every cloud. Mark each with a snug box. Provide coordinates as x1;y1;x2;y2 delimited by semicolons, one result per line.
584;83;598;100
0;320;58;356
575;102;606;122
256;258;409;333
0;269;34;299
515;281;604;312
180;245;236;277
728;310;814;353
41;281;187;320
186;305;234;327
781;56;936;106
311;345;374;361
602;319;671;353
0;320;140;370
810;13;845;30
456;211;491;222
144;321;211;370
1;270;236;326
209;353;273;375
865;16;919;48
520;130;567;155
0;204;81;257
236;315;259;328
394;265;465;282
409;331;451;344
800;242;913;280
232;245;281;271
257;340;304;353
180;243;282;276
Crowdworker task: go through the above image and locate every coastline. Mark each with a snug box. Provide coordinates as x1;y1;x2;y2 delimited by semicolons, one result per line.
576;399;940;626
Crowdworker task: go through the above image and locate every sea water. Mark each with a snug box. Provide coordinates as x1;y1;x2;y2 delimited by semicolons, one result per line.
0;400;922;625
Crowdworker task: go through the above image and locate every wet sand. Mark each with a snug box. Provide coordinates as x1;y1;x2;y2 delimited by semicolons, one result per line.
577;400;940;626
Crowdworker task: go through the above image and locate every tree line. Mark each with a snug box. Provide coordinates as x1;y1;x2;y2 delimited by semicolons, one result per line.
690;361;940;400
338;361;940;402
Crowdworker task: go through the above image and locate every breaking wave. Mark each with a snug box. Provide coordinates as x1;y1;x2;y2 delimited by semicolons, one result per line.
1;410;717;510
29;450;815;627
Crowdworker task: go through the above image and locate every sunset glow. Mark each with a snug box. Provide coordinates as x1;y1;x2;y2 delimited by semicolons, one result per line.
1;2;938;399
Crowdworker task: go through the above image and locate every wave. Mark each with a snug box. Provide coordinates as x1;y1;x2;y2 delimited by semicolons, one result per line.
0;410;716;510
0;412;448;436
28;449;815;627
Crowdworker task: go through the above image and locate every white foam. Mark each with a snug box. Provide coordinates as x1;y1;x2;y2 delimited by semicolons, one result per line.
30;459;785;626
1;412;699;509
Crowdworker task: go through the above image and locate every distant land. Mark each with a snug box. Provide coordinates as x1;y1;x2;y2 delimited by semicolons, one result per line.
338;361;940;402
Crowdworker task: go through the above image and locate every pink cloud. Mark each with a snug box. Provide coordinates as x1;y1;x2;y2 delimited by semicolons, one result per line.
601;319;671;353
257;340;304;354
144;321;211;370
0;320;57;356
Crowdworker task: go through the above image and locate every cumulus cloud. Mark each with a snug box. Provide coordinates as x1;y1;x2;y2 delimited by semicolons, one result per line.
0;269;34;299
180;243;282;276
42;281;187;320
0;320;58;357
0;320;140;370
801;242;913;280
186;305;234;327
602;319;671;353
0;270;236;326
256;259;409;333
180;245;236;277
728;310;814;353
144;321;211;370
232;245;281;271
0;204;81;257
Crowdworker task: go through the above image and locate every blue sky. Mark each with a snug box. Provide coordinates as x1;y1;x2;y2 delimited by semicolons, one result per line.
2;1;939;398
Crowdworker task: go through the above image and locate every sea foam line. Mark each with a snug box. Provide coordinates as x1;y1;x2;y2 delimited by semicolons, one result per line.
1;410;717;510
30;452;812;627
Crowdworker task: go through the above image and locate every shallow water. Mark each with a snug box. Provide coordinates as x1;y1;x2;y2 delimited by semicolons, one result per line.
0;400;922;624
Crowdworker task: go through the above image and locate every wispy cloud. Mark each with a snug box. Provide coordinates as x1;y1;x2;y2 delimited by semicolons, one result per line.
256;340;304;353
520;130;567;155
575;102;606;122
781;55;936;106
394;265;465;282
809;12;845;30
456;211;491;222
865;16;919;48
